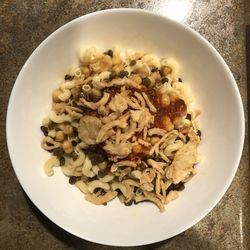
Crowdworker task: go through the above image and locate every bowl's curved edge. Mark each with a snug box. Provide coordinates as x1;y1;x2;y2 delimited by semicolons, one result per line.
6;8;245;247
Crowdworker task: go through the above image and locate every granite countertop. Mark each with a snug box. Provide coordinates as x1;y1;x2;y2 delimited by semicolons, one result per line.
0;1;249;249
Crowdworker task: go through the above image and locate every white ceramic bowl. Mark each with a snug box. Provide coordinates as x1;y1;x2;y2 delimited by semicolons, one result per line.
6;9;244;246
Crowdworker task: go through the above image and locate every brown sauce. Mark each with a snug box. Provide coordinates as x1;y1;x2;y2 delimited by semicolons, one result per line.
154;98;187;128
145;88;187;129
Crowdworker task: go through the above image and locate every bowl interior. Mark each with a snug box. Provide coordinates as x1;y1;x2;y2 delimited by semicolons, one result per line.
7;9;244;246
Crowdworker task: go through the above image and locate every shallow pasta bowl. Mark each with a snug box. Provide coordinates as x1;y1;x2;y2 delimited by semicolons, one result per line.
6;9;244;246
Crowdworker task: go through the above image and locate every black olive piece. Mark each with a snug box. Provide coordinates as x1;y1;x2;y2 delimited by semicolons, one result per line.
86;145;108;165
97;171;106;178
178;77;183;82
88;176;98;182
118;70;129;78
161;77;169;83
72;151;78;161
104;49;113;58
151;66;158;72
197;130;202;137
109;70;117;80
48;122;56;130
186;113;192;120
166;184;174;192
69;176;80;185
142;77;151;87
155;79;161;84
81;93;91;101
71;140;78;146
53;147;64;157
40;126;48;136
106;160;114;168
71;127;78;138
129;60;136;66
186;135;190;143
59;156;65;166
89;94;102;103
102;203;107;206
80;92;86;98
71;100;78;107
152;155;163;162
89;153;107;165
159;69;164;77
98;168;110;178
64;74;74;81
80;106;93;114
93;187;101;194
134;200;149;205
87;81;93;88
115;190;123;196
46;142;54;147
94;188;106;195
124;200;133;206
173;182;185;191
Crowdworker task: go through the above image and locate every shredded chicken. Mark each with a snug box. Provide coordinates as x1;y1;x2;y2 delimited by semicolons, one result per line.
147;159;166;175
80;92;110;110
142;92;157;113
137;108;154;132
96;120;128;143
78;116;102;145
108;93;128;113
111;160;137;172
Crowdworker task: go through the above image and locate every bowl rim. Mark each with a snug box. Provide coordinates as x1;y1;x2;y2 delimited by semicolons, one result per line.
6;8;245;246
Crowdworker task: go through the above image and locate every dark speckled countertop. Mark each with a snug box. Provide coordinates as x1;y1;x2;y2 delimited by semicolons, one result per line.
0;1;249;249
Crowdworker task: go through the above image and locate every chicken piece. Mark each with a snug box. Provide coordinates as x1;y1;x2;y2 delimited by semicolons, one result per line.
166;141;199;184
90;55;112;73
108;93;128;113
104;142;132;156
78;115;102;145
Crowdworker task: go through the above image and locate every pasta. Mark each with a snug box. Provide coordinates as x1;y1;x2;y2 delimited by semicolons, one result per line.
40;47;201;212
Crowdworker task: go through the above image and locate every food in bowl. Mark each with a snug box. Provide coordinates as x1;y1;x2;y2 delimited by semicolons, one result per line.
40;46;201;212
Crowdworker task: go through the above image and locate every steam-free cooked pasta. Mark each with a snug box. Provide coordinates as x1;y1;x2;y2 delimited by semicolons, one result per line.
40;47;201;212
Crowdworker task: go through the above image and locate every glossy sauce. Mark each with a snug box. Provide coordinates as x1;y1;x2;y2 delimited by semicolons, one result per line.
146;88;187;129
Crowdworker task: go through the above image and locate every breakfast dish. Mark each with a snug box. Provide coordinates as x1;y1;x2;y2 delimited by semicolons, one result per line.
40;47;201;212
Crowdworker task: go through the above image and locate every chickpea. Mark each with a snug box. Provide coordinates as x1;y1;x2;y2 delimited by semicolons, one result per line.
52;89;63;102
112;64;123;73
161;66;172;76
91;88;102;97
161;94;170;107
130;74;142;84
112;56;122;65
81;66;90;77
63;125;73;135
173;117;182;127
132;144;142;154
62;140;73;154
162;117;174;131
151;137;160;145
53;103;65;114
48;129;56;138
55;131;65;142
169;92;178;102
148;76;155;86
151;71;161;81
